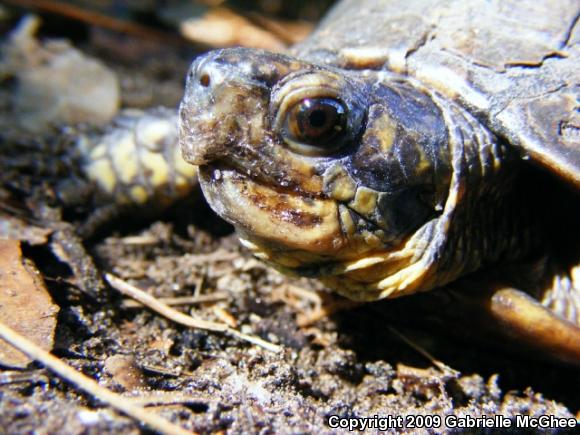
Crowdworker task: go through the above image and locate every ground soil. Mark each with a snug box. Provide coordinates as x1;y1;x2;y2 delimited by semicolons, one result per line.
0;3;578;434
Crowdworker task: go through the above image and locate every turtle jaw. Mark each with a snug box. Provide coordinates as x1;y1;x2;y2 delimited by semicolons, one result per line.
196;164;438;302
198;165;346;264
198;161;441;301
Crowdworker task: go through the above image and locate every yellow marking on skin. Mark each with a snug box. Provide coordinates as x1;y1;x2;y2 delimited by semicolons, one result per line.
268;256;303;269
362;230;382;248
323;164;357;201
339;206;356;236
129;185;148;204
373;113;397;153
493;150;502;172
173;146;197;179
111;135;138;184
307;221;443;301
139;119;173;150
416;155;433;175
140;150;170;188
342;256;387;272
415;65;490;113
217;176;343;254
89;143;107;160
349;187;378;216
340;46;390;69
257;64;272;77
290;61;303;71
413;145;433;176
322;259;434;302
376;260;431;294
335;239;415;272
85;159;116;193
272;149;322;194
291;159;322;193
331;180;356;202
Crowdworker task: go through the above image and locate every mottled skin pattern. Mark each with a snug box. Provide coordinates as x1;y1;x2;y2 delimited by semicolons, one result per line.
77;108;197;207
179;0;580;363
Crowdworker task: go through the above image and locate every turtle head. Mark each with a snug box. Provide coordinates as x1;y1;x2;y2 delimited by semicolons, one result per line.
179;47;453;300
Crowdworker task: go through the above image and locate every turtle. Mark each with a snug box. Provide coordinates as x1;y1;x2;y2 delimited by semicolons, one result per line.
54;107;198;237
178;0;580;363
72;107;197;209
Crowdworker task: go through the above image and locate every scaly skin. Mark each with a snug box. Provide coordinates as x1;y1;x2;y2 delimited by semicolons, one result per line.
179;48;529;300
77;107;197;208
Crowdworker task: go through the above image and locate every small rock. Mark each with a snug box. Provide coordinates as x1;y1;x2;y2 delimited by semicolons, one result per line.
103;354;147;390
0;16;120;133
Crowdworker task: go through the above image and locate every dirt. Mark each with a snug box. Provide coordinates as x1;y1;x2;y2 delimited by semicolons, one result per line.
0;3;578;435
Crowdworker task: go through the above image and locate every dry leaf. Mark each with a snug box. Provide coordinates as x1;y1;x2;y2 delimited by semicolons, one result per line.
0;240;59;367
180;7;286;51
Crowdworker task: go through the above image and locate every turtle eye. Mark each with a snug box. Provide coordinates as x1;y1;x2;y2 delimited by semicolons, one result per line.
282;98;347;154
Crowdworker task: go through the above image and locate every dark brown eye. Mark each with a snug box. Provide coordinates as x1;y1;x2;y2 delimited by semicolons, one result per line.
284;98;346;147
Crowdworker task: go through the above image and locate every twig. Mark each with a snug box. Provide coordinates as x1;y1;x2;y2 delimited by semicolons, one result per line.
120;235;159;245
387;325;458;376
0;320;194;435
193;272;205;298
227;329;281;353
0;370;49;385
211;306;238;328
106;274;226;332
105;274;283;353
121;292;229;309
3;0;189;47
123;392;211;407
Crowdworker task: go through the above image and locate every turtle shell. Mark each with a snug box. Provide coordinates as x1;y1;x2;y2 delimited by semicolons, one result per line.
293;0;580;187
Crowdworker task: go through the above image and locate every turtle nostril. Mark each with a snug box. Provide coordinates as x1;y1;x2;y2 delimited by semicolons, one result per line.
199;73;211;87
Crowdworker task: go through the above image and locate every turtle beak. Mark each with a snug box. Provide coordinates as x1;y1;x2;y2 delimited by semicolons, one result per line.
179;49;278;167
179;52;231;166
179;47;314;169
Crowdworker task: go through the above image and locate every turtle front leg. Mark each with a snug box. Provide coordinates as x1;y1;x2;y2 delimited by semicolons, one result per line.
489;288;580;365
400;265;580;365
